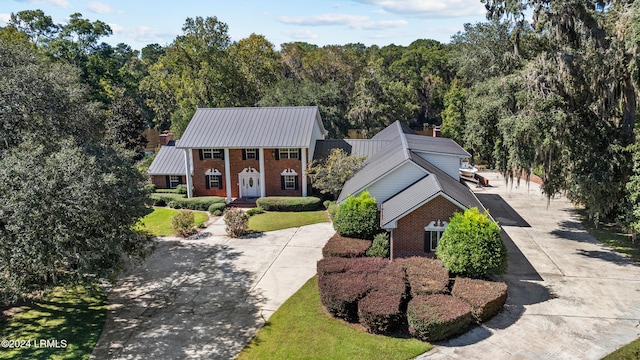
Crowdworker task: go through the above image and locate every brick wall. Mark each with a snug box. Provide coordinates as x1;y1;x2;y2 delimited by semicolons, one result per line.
264;149;302;196
151;175;186;189
192;149;227;197
392;195;461;257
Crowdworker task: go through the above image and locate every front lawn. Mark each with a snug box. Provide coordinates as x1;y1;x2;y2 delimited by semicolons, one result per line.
0;284;107;360
138;207;209;236
248;211;329;232
237;276;430;360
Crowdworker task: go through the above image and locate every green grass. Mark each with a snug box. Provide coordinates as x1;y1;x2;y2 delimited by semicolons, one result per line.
0;283;107;360
603;338;640;360
248;211;329;232
237;276;431;360
138;207;209;236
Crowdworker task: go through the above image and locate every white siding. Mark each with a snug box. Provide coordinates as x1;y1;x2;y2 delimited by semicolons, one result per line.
364;162;427;208
417;152;460;180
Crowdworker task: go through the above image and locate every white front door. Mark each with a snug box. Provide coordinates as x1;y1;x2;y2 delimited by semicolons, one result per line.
239;168;260;198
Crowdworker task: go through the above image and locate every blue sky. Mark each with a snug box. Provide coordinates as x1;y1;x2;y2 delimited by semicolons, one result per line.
2;0;489;50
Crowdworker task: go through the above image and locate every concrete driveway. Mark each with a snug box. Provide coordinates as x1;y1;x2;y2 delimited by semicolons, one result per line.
422;172;640;360
91;220;334;360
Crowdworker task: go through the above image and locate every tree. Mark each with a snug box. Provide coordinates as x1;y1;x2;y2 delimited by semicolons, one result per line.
104;91;148;154
308;148;365;198
440;80;466;144
229;33;282;104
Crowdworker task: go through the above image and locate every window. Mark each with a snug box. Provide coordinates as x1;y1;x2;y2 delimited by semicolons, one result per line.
278;148;299;159
209;175;220;189
424;220;448;252
169;175;181;189
244;148;258;160
284;175;296;189
202;148;224;160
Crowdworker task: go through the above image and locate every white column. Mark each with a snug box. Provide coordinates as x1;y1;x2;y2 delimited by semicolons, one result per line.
224;148;232;203
183;149;193;198
389;230;394;261
301;148;307;196
259;148;266;197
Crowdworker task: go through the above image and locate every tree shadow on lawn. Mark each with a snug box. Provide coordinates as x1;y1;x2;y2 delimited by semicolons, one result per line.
434;229;555;347
91;239;265;360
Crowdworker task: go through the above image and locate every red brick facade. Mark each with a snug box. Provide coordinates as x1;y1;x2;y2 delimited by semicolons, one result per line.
151;175;186;189
191;148;303;197
391;195;462;258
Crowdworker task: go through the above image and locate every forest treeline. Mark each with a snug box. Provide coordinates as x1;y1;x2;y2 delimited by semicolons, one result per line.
2;1;640;234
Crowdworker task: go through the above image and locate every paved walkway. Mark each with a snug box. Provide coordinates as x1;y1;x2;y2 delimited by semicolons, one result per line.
420;172;640;360
91;219;335;360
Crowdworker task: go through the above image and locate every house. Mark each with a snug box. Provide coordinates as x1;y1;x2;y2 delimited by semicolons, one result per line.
327;121;486;260
147;141;187;189
173;106;327;200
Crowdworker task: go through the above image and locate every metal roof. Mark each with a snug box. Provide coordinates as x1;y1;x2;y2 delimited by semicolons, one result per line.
176;106;325;149
148;145;186;176
405;134;470;158
312;139;391;161
370;120;417;141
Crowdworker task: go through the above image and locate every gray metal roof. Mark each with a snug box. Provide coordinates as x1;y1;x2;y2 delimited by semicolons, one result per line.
176;106;325;149
405;134;470;157
148;145;186;176
337;136;410;202
312;139;391;161
370;120;416;141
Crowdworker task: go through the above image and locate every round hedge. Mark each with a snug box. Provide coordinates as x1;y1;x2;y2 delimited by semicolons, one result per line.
333;191;379;240
407;294;473;342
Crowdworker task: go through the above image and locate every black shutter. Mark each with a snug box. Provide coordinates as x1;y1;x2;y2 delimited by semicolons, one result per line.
217;175;223;189
205;175;210;189
242;149;246;160
275;149;280;160
281;175;285;190
297;148;301;160
198;149;203;160
177;176;183;185
255;149;259;161
294;175;299;190
220;149;225;160
165;175;170;188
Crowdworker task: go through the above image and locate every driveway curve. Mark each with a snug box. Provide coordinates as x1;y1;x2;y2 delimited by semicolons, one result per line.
421;172;640;360
91;221;335;360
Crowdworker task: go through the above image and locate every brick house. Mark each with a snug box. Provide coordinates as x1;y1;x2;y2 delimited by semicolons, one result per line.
326;121;485;260
168;106;327;201
147;141;187;189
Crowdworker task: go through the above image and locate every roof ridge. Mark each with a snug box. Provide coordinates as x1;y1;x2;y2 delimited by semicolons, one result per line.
397;121;410;160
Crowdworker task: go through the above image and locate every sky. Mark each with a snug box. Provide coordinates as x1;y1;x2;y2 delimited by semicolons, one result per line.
2;0;489;51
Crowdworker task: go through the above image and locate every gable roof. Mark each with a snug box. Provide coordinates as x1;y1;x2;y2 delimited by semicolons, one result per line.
312;139;391;161
176;106;326;149
371;121;416;141
148;144;185;176
405;134;470;158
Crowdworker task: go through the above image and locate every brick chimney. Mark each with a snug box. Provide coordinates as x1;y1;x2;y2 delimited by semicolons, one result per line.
432;125;441;137
159;130;174;146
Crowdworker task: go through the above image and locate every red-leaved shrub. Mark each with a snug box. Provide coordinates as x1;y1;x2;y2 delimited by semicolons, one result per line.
397;257;449;296
346;257;388;274
358;291;403;334
322;233;372;258
452;277;508;322
407;294;473;341
317;257;353;276
318;272;368;322
365;272;406;297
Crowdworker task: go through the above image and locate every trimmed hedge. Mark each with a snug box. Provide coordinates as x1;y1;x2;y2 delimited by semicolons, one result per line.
256;196;322;211
365;271;406;297
208;202;226;214
407;294;473;342
358;291;404;334
452;277;508;322
346;257;388;274
322;233;372;258
317;257;353;276
333;191;379;239
397;257;450;297
150;193;183;206
150;193;225;210
318;272;368;322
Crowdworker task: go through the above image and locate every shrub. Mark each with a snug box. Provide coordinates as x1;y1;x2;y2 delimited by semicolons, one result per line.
167;200;180;209
143;184;156;193
256;196;322;211
196;222;206;229
397;257;449;297
150;193;184;206
365;271;406;297
155;188;179;194
452;277;508;322
366;232;389;258
407;294;473;341
322;233;372;258
327;202;339;218
175;196;226;211
358;291;404;334
212;209;223;216
246;206;264;216
318;272;368;322
152;197;166;207
171;210;195;237
333;191;379;239
345;257;388;274
436;208;507;277
176;184;188;195
208;202;226;214
323;200;333;209
224;208;249;238
317;257;353;276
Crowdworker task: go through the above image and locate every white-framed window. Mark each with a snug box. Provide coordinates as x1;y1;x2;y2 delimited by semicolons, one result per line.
279;148;299;159
209;175;220;189
205;168;222;190
424;220;448;252
203;148;224;160
284;175;296;189
245;148;257;160
169;175;181;189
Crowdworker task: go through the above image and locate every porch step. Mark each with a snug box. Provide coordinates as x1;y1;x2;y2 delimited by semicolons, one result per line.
228;198;258;208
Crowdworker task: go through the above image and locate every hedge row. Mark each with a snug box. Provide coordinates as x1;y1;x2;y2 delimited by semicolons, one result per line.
318;272;368;322
150;193;184;206
150;193;225;211
322;233;372;258
358;291;404;334
452;277;508;322
407;294;473;342
256;196;322;211
397;257;450;297
317;257;388;276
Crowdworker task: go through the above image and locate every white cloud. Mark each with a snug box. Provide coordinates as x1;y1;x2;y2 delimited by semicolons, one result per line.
283;29;318;40
351;0;485;18
87;1;123;14
278;13;368;26
0;14;10;26
356;20;408;30
109;23;178;44
15;0;70;8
